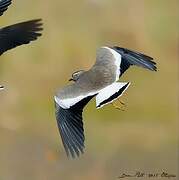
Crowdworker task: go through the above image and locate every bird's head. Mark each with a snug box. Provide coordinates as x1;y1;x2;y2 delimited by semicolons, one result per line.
69;70;85;82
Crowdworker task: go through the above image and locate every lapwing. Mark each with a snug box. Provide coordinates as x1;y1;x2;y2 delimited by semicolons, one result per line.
0;0;43;89
54;46;157;158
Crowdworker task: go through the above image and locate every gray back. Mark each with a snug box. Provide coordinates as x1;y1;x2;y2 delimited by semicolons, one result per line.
57;47;117;99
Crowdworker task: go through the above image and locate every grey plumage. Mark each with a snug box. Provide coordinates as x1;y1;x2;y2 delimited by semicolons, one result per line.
54;46;157;158
57;48;119;100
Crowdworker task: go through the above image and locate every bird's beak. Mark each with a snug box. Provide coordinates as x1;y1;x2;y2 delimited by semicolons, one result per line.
69;78;73;81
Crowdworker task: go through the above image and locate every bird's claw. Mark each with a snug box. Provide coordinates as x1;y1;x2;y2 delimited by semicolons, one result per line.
111;99;126;111
118;100;126;106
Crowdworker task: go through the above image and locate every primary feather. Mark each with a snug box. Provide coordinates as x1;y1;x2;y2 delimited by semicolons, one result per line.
0;0;12;16
0;19;43;55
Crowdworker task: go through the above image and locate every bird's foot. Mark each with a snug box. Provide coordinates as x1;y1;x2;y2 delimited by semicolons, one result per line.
111;99;126;111
118;99;126;106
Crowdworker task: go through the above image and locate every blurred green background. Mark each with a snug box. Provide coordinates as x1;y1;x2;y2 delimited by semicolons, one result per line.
0;0;178;179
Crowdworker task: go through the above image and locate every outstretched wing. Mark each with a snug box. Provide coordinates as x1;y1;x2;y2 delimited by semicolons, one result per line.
95;46;157;81
112;46;157;76
0;19;43;55
0;0;11;16
54;83;97;158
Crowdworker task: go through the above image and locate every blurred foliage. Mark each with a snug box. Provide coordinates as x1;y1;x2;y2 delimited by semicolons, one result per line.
0;0;178;179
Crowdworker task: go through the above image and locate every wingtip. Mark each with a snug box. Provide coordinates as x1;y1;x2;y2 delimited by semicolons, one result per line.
149;63;157;71
113;46;158;72
24;18;43;29
0;85;4;90
68;147;84;159
0;0;12;16
31;18;43;27
154;67;157;71
55;100;86;159
30;18;43;23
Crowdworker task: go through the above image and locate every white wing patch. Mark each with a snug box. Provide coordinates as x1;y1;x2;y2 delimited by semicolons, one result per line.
96;82;130;108
55;47;125;110
102;47;122;81
54;91;97;109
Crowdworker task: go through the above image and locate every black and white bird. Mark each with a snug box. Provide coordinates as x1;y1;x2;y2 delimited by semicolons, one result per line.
0;0;43;89
54;46;157;158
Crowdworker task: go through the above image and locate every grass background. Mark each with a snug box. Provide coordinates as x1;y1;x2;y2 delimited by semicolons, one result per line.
0;0;178;179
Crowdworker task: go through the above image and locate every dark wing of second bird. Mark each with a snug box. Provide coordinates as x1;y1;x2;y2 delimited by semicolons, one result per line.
0;19;43;55
0;0;11;16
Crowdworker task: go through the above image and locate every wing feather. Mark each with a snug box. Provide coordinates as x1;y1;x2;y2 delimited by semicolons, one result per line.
112;46;157;76
54;94;96;158
0;19;43;55
94;46;157;80
0;0;11;16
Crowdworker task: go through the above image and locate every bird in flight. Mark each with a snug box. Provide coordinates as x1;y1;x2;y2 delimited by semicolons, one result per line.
0;0;43;90
54;46;157;158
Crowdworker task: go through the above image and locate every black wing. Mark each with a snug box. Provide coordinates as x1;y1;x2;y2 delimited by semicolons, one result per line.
55;95;95;158
0;0;11;16
112;46;157;77
0;19;43;55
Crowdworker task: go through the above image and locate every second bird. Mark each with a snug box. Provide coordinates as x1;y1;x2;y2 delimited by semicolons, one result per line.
0;0;43;89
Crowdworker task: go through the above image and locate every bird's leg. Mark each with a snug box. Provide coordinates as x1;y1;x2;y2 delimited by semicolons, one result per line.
112;102;125;111
111;99;126;111
118;99;126;106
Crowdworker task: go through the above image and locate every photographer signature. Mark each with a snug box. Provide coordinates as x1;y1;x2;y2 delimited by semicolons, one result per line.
118;171;176;179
